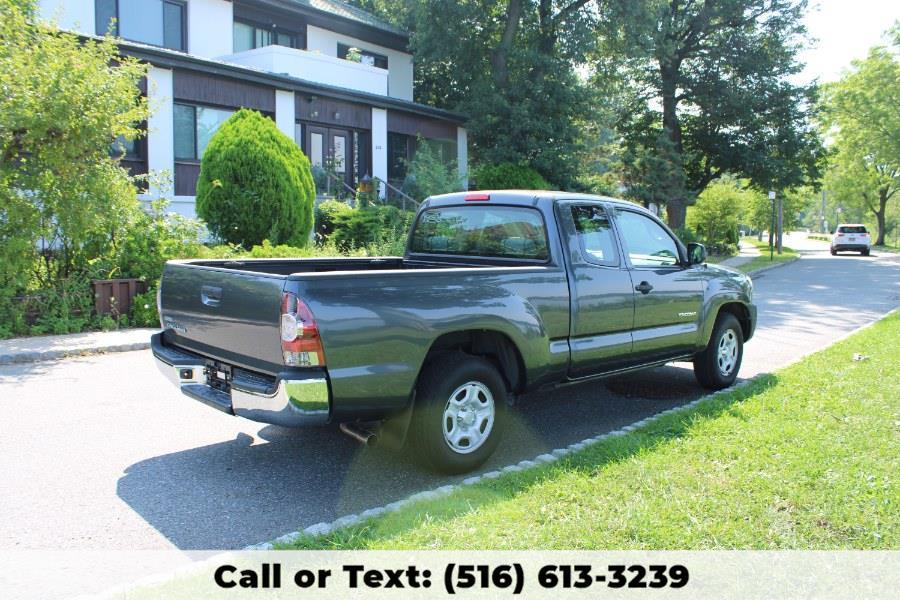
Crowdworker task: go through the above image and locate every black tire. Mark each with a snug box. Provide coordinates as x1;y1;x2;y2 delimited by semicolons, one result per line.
830;247;837;256
862;249;870;256
693;313;744;390
408;353;507;474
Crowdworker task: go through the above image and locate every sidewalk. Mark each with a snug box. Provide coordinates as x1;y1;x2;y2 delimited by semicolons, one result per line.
0;328;157;365
719;238;761;269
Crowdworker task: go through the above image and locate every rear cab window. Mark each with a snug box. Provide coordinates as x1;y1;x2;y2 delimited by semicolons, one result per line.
410;206;549;261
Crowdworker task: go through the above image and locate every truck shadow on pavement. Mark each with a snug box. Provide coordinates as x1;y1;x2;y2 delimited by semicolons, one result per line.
116;364;713;550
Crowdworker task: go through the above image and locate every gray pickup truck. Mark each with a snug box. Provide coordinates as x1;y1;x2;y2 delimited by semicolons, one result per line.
153;191;756;473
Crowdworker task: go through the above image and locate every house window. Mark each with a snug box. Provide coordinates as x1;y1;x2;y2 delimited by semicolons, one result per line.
111;134;141;160
233;20;302;53
338;43;388;69
96;0;186;51
387;132;412;182
173;104;235;161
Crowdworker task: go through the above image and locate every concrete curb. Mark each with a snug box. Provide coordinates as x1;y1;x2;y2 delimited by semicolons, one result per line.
746;255;800;278
0;341;151;365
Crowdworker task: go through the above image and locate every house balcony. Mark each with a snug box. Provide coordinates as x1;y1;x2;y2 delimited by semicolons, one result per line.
218;46;389;97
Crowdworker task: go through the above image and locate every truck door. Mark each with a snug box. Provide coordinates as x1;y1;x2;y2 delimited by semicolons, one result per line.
556;202;635;377
611;208;704;361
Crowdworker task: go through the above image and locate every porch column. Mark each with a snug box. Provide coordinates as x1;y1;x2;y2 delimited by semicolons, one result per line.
457;127;468;190
371;107;388;199
146;66;174;200
275;90;295;141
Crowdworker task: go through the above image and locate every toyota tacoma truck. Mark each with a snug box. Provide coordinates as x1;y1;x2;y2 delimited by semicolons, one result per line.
153;191;756;473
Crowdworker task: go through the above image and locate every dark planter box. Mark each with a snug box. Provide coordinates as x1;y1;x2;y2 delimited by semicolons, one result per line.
92;278;147;317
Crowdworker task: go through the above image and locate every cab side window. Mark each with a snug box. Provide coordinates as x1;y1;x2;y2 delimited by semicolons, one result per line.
571;205;618;266
615;210;680;267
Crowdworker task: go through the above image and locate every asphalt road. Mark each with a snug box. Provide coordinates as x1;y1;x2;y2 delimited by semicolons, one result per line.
2;235;898;553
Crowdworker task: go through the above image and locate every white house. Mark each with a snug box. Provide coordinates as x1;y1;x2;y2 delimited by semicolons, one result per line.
38;0;468;217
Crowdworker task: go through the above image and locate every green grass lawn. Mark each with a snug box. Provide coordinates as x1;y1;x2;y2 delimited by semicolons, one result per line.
286;312;899;551
737;237;799;273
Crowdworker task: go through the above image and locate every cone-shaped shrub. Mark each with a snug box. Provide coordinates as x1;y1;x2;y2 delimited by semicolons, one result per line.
196;109;315;246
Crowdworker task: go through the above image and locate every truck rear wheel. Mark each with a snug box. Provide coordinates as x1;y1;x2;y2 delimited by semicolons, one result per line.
693;312;744;390
409;353;506;474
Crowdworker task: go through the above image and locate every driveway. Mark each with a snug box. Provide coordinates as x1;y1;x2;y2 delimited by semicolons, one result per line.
1;235;898;553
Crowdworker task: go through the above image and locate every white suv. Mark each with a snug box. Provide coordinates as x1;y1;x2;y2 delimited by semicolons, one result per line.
831;224;871;256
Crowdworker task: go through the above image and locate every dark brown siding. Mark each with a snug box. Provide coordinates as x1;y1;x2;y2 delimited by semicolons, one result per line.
296;94;371;129
173;70;275;112
174;163;201;196
387;110;456;140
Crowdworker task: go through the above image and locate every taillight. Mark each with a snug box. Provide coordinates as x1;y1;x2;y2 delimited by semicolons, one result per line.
465;193;491;201
280;292;325;367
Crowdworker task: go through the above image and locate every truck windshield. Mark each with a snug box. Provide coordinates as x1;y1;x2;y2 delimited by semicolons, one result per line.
410;206;549;260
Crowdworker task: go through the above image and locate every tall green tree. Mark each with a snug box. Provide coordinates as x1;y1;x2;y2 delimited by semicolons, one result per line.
0;0;148;331
350;0;601;188
820;27;900;246
599;0;822;228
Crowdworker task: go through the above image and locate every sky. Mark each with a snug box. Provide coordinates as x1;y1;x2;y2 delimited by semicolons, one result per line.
797;0;899;84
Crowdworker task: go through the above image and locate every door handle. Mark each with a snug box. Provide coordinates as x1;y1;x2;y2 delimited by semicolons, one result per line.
200;285;222;307
635;281;654;294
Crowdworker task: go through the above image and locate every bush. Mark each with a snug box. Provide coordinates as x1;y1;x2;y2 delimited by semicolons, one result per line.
314;199;353;242
28;275;95;335
130;287;160;328
687;178;746;255
111;199;205;282
196;109;315;247
331;205;414;250
0;0;149;337
402;138;464;200
473;162;551;191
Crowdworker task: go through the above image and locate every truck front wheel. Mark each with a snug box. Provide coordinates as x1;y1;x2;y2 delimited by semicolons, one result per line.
409;353;506;474
693;312;744;390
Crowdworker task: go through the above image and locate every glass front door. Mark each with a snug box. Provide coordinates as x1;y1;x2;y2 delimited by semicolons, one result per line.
298;124;368;196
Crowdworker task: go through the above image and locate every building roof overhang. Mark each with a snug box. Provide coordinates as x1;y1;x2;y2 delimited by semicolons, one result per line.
114;39;467;125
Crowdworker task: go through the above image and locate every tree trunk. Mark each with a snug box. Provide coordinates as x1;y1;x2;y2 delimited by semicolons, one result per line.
490;0;523;89
660;62;686;229
873;189;888;246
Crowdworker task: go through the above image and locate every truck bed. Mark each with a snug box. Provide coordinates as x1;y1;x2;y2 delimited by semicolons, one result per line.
177;256;521;277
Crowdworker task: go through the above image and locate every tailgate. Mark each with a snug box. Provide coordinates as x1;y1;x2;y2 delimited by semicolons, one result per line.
159;262;287;371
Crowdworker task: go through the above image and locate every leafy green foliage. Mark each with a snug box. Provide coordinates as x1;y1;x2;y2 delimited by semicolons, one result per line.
110;199;204;282
599;0;822;227
196;109;315;247
0;0;149;336
130;288;160;328
687;178;747;254
820;30;900;245
376;0;599;188
473;162;550;190
332;205;414;251
402;138;464;200
315;199;354;241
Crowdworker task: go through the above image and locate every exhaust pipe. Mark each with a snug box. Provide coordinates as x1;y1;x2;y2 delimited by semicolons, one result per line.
340;422;378;446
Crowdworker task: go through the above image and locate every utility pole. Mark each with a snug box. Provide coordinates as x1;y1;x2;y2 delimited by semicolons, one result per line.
821;190;827;234
769;191;776;261
777;195;784;254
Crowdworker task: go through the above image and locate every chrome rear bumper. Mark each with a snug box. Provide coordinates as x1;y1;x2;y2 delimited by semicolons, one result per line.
151;333;329;427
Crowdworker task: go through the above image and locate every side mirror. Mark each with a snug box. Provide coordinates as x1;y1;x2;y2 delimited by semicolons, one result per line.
687;242;707;265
